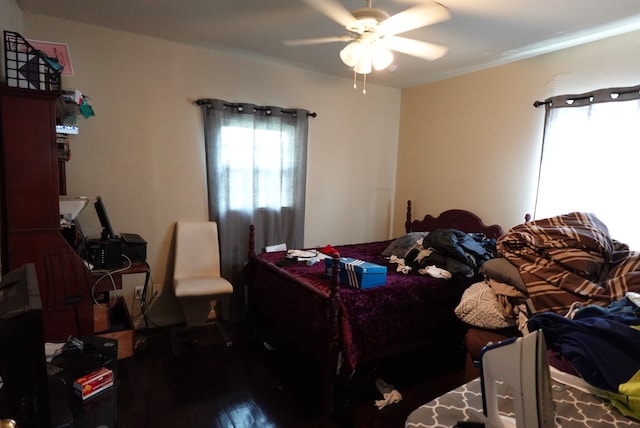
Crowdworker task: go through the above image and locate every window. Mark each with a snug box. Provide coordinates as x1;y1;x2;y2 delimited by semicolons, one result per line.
220;125;295;212
535;85;640;250
198;99;313;319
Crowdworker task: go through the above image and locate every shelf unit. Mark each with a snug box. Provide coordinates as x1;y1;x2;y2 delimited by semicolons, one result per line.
0;85;94;341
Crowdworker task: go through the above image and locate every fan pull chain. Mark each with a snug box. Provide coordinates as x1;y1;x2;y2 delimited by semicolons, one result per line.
352;70;367;95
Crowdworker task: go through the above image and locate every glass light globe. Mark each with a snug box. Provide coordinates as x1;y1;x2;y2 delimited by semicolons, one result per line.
371;45;394;71
340;41;363;67
353;46;372;74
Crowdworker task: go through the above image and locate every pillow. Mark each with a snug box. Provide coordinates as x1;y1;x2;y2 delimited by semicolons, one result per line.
381;232;428;257
479;258;527;295
455;282;513;329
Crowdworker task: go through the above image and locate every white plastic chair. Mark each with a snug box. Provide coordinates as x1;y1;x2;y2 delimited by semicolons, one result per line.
172;221;233;352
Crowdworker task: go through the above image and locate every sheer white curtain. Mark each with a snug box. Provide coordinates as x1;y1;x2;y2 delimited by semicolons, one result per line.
198;99;312;319
535;85;640;250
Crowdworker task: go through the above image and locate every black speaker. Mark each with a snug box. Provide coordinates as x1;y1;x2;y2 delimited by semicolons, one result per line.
87;239;122;269
120;233;147;263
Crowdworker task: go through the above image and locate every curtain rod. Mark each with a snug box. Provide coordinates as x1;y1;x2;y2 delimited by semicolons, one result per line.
194;99;316;117
533;93;596;108
533;84;640;109
532;100;549;108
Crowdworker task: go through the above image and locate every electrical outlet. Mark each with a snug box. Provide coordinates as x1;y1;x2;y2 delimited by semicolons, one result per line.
134;286;144;300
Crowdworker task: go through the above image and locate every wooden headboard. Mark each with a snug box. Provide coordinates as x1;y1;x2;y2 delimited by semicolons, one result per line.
404;200;503;239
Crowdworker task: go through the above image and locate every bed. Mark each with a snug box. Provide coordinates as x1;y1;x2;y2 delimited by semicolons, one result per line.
246;200;503;412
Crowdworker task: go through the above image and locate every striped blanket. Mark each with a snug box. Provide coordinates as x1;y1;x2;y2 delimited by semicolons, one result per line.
496;212;640;313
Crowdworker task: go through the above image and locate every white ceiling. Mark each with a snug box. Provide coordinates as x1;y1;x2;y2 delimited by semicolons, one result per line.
16;0;640;88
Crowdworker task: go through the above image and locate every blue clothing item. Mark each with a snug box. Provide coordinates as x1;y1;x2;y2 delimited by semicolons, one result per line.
607;296;640;316
572;305;609;318
528;312;640;392
573;297;640;319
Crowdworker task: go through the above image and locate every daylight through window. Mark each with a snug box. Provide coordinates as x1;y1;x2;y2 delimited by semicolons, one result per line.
220;125;294;212
535;90;640;250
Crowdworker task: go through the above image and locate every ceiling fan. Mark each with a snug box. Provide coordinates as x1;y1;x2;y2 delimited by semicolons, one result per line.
284;0;450;92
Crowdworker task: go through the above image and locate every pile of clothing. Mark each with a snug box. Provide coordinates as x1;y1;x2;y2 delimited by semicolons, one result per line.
529;294;640;420
498;211;640;314
402;228;497;278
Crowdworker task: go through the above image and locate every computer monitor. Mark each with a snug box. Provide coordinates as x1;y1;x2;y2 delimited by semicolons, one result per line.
94;196;117;241
480;329;555;428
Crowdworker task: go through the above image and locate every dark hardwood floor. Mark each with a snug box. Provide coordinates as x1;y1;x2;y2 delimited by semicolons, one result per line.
118;321;467;428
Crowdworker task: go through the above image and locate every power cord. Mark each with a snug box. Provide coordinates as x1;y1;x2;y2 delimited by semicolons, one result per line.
91;254;133;310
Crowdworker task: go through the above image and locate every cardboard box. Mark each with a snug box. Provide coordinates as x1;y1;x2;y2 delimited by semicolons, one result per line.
324;257;387;289
73;367;114;400
94;297;134;359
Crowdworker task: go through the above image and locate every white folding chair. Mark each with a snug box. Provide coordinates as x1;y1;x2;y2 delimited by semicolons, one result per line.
171;221;233;353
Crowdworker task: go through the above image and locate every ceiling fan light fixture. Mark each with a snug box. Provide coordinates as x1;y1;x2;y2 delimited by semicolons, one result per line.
353;49;372;74
371;44;393;70
294;0;453;93
348;7;390;33
340;41;363;67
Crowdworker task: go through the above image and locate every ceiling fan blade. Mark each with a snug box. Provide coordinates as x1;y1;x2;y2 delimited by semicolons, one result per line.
378;2;451;37
302;0;355;28
383;36;448;60
283;35;353;46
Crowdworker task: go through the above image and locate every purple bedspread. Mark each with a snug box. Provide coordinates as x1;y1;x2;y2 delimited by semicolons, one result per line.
256;240;475;372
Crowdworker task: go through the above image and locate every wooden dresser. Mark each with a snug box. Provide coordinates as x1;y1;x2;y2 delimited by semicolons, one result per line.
0;85;94;341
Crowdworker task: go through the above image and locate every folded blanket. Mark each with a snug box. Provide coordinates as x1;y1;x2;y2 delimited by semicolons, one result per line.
497;212;640;313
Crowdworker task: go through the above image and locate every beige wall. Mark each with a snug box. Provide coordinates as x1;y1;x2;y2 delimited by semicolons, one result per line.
396;30;640;237
12;12;400;326
0;0;23;81
6;0;640;327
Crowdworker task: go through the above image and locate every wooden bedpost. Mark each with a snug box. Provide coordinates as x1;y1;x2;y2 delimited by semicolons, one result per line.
405;199;413;233
246;224;257;335
248;224;256;257
323;251;341;413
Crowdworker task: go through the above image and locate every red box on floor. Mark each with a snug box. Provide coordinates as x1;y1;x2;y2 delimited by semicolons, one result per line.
73;367;114;400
